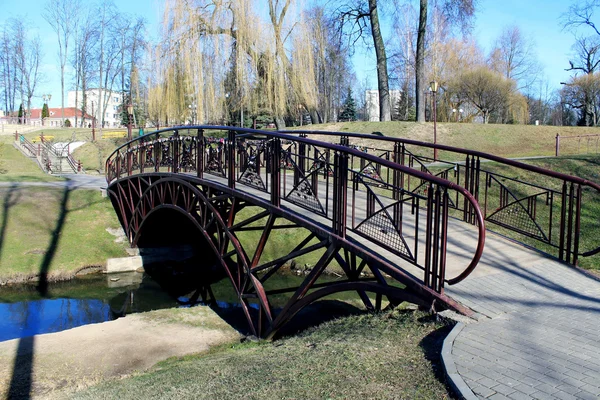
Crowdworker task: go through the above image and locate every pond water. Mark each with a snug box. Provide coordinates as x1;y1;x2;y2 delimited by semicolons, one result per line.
0;269;351;342
0;273;182;342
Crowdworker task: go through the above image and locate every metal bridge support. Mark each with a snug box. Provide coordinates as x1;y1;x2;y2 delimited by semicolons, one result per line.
107;174;461;338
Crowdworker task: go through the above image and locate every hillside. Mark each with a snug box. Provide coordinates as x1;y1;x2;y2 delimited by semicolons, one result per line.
293;121;600;159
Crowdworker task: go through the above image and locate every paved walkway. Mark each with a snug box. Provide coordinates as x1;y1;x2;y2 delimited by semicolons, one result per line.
445;234;600;400
0;174;105;190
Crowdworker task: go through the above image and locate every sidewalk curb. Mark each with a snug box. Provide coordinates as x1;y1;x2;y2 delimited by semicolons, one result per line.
441;322;479;400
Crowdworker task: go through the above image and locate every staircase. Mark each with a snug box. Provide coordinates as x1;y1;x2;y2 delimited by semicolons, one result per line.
14;134;83;174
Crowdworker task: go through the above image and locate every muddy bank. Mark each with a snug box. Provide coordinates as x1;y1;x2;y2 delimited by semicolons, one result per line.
0;307;240;399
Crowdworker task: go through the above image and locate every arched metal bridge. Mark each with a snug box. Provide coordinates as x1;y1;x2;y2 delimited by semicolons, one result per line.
105;126;600;338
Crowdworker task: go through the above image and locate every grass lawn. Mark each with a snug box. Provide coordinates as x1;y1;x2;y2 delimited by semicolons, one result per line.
70;309;453;400
0;136;64;182
0;186;129;283
300;120;600;159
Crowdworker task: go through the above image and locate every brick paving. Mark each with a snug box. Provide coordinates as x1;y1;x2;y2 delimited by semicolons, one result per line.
445;234;600;400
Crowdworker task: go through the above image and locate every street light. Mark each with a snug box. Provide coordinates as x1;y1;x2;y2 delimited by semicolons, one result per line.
127;102;133;141
188;103;197;125
429;81;438;160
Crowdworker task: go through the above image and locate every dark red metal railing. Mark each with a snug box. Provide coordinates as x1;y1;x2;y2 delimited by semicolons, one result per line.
106;126;487;292
281;130;600;266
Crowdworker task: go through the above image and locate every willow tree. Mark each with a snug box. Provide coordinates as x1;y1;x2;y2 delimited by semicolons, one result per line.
154;0;317;129
415;0;476;122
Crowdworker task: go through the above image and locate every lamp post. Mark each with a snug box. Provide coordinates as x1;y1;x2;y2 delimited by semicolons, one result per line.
188;103;197;125
127;101;133;141
430;81;438;160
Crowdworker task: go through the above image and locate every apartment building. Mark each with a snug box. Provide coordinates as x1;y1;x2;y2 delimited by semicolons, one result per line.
67;89;124;128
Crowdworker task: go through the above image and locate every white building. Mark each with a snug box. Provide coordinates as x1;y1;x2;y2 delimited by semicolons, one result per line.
67;89;124;128
365;90;402;122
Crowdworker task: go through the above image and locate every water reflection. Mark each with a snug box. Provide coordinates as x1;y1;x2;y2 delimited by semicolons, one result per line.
0;298;111;342
0;266;364;342
0;272;181;343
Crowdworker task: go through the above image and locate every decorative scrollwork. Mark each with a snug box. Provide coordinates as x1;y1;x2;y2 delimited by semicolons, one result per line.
180;137;196;171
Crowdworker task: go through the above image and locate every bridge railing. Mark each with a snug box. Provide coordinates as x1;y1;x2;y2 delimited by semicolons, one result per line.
106;126;486;293
281;130;600;267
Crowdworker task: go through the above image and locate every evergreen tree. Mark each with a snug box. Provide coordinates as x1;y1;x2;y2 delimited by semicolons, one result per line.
395;89;415;121
18;104;24;124
42;103;49;123
340;88;357;122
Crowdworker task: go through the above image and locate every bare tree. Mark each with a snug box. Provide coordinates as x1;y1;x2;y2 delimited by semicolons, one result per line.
44;0;77;126
563;0;600;35
12;19;27;123
336;0;392;121
71;9;99;127
307;6;353;124
0;22;19;119
20;36;43;122
561;1;600;126
488;25;539;92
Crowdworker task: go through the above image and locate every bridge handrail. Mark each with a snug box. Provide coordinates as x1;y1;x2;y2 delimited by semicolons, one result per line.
281;129;600;193
105;125;486;286
281;129;600;261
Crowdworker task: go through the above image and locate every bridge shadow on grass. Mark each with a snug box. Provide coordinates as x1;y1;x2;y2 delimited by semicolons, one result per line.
416;314;456;397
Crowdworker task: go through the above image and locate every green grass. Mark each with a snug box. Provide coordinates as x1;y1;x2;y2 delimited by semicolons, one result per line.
74;138;128;174
0;187;129;283
0;136;65;182
70;310;453;400
299;121;600;159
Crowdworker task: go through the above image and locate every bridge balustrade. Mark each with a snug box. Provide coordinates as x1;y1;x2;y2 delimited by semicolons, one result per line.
106;126;486;293
281;130;600;267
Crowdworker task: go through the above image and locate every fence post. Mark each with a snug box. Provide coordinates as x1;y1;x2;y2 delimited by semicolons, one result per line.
228;130;236;189
332;151;349;237
78;160;82;172
14;130;18;141
271;138;281;206
173;130;179;174
197;129;204;178
555;134;560;157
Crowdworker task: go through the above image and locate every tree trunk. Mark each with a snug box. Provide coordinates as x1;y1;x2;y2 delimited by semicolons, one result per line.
309;109;321;125
368;0;391;122
415;0;428;122
274;116;286;130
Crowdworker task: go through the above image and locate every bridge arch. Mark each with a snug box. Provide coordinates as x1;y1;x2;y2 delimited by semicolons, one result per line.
109;172;463;338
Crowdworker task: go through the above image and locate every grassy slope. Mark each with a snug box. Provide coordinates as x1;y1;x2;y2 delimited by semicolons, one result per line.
306;120;600;158
0;187;128;283
0;136;64;182
71;310;453;400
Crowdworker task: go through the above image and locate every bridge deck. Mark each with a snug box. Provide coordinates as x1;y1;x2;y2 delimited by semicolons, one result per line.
202;172;600;400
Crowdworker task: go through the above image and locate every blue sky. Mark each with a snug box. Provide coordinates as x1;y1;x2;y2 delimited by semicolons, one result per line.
0;0;584;108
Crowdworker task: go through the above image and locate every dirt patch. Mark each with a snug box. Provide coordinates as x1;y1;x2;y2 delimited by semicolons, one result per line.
0;307;240;399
